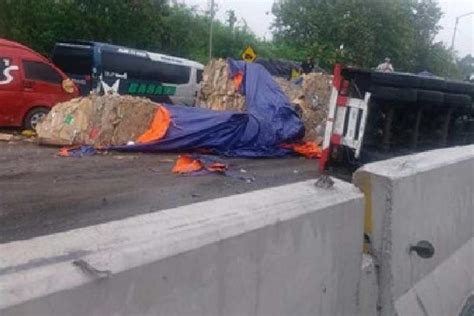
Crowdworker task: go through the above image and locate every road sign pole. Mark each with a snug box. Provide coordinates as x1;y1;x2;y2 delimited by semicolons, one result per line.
451;12;474;50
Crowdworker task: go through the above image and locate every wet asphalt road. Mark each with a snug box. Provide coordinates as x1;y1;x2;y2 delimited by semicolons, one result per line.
0;142;319;243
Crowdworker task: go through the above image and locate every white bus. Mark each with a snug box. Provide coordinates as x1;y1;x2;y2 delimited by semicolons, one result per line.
52;41;204;106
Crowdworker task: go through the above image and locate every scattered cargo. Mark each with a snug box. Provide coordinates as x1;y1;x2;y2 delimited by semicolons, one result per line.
36;95;157;146
37;59;318;159
274;73;331;141
197;59;246;112
198;59;331;142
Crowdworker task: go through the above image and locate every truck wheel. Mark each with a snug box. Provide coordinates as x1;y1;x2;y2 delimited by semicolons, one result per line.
24;107;49;130
444;93;472;107
446;81;474;95
369;85;418;103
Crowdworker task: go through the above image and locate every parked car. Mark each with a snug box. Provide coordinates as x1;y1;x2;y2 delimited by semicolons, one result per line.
0;39;79;129
51;41;204;106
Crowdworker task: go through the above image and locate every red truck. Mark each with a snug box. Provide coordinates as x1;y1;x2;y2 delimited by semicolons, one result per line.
0;39;78;129
320;65;474;172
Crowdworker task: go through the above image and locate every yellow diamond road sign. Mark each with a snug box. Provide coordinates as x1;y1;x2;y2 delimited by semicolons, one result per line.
241;46;257;63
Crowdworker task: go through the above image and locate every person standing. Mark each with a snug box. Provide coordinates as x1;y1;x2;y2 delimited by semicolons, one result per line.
301;56;314;74
376;57;394;73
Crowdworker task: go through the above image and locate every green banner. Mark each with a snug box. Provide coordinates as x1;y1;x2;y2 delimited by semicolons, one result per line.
127;83;176;96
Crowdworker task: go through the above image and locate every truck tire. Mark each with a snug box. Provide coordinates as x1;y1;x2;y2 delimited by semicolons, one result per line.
417;90;444;105
444;93;472;108
371;72;420;88
418;77;447;90
24;107;49;130
446;80;474;95
369;85;418;102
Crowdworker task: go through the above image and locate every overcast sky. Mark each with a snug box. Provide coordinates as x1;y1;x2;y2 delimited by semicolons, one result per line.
183;0;473;58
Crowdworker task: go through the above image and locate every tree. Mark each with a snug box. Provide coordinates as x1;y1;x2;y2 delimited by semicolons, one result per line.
159;5;261;63
457;55;474;80
272;0;459;77
0;0;262;65
1;0;168;56
423;42;460;77
160;4;208;60
0;0;462;77
227;10;237;32
272;0;414;69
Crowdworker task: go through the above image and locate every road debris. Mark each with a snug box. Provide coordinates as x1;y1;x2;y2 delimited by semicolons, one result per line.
172;154;256;182
21;130;36;138
314;175;335;189
158;158;174;163
113;155;139;160
58;145;97;157
281;141;322;158
172;155;227;175
0;133;14;142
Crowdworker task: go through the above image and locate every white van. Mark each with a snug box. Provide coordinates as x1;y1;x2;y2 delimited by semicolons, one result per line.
51;41;204;106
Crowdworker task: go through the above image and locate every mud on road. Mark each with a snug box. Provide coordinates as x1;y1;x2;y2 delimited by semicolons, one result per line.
0;142;319;243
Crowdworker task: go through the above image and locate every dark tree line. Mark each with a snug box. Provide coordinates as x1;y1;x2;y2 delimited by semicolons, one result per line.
0;0;469;78
272;0;462;77
0;0;262;63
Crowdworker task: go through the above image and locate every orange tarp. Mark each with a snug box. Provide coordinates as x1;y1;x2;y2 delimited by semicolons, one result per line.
172;155;204;174
232;72;244;90
172;155;228;174
281;141;322;158
137;106;171;144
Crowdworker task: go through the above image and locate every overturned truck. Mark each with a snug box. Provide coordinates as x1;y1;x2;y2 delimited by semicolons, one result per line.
320;65;474;171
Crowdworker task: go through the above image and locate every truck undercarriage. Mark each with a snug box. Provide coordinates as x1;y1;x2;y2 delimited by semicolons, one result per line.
321;66;474;172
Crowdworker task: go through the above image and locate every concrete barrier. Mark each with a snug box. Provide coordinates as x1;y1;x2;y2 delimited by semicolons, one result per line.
2;145;472;316
357;254;377;316
0;179;365;316
354;145;474;316
395;238;474;316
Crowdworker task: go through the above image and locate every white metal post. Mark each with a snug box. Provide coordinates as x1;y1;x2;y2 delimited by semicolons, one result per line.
209;0;215;61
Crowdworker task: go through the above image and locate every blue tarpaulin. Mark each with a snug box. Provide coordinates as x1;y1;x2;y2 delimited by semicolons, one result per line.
118;59;304;157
